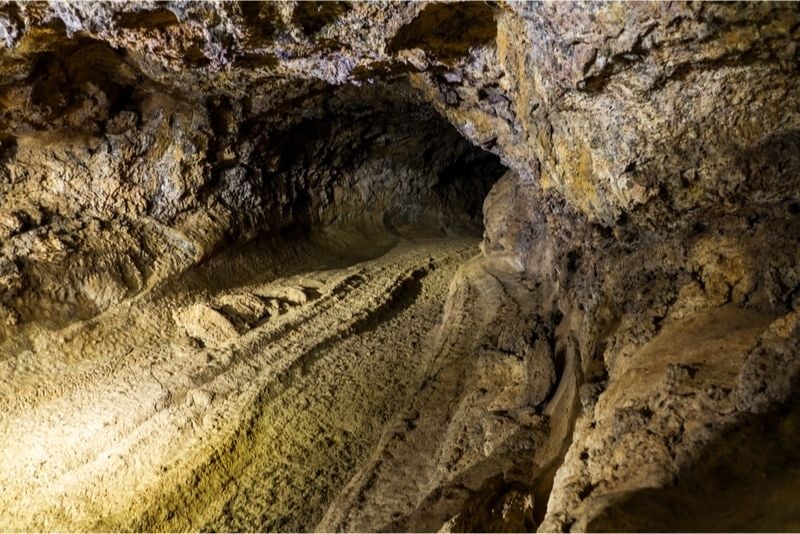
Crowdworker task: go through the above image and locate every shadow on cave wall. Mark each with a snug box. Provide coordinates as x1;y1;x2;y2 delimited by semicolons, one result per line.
587;398;800;532
736;129;800;205
388;2;497;62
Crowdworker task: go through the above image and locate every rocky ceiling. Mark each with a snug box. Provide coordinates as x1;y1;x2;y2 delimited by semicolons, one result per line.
0;1;799;532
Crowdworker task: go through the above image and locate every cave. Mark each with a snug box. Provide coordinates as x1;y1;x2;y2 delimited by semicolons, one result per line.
1;2;800;533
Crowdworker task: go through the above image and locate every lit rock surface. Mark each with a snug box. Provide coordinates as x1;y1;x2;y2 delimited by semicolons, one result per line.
0;2;799;531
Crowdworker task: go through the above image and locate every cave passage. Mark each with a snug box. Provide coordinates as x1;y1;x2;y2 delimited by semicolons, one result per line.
222;82;509;241
0;76;513;532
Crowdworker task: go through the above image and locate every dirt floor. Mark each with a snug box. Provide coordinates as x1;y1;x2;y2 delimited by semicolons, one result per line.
0;226;486;531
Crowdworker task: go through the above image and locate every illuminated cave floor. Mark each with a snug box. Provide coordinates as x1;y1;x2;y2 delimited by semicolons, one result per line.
0;230;527;531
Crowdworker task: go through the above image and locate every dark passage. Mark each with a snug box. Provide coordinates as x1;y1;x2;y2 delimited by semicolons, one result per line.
209;82;507;239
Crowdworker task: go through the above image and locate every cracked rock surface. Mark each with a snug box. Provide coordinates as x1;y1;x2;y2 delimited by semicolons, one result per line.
0;1;799;532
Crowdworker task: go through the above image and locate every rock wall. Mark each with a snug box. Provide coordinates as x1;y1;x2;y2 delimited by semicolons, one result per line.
1;1;799;531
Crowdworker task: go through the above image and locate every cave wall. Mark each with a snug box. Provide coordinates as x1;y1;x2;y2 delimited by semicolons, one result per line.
0;3;507;334
1;1;799;531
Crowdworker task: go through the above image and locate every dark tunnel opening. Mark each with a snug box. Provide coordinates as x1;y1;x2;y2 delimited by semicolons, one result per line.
211;81;508;242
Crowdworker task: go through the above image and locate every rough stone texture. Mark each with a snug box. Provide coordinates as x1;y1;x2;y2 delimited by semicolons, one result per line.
0;1;799;532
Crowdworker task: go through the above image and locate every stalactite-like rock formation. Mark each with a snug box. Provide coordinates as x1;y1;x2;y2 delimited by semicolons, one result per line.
0;2;798;532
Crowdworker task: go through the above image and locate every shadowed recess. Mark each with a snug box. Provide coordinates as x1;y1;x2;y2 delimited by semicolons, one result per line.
587;400;800;532
388;2;497;61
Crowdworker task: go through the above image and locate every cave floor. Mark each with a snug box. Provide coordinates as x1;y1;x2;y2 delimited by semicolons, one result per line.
0;230;494;531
